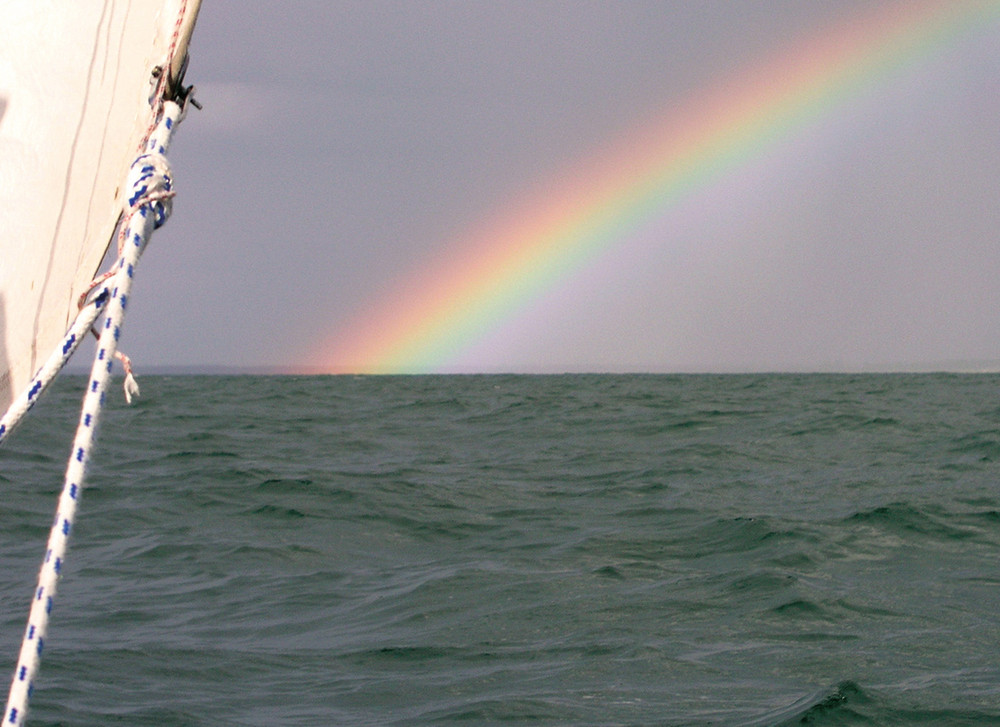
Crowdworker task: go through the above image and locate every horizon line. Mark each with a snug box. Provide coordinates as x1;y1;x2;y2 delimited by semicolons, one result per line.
63;362;1000;376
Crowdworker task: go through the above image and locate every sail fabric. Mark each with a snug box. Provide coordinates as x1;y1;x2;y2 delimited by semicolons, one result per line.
0;0;201;413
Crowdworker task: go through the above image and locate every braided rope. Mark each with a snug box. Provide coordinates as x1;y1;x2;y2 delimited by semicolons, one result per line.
4;100;183;727
141;0;189;150
76;138;176;405
0;289;111;447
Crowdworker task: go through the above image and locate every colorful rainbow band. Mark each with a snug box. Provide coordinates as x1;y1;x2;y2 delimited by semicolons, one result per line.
311;0;1000;374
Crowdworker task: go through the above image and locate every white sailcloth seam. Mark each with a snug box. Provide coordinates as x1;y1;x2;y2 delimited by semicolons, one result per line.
4;100;183;727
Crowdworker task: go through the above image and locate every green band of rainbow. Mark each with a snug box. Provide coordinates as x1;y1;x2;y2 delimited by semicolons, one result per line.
312;0;1000;374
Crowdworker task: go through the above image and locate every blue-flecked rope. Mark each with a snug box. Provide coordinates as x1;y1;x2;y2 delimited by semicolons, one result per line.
0;289;111;446
3;100;183;727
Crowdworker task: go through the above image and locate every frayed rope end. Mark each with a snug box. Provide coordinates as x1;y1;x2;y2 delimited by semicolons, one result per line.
123;372;140;405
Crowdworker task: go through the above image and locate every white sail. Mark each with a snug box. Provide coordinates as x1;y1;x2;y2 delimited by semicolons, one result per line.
0;0;201;412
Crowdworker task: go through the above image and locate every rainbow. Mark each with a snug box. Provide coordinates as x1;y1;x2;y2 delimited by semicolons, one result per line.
308;0;1000;373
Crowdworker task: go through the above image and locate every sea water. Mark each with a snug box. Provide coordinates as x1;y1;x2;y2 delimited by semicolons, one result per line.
1;374;999;726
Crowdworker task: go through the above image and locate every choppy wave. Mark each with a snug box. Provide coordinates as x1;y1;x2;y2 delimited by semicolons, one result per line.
2;374;1000;725
759;679;1000;726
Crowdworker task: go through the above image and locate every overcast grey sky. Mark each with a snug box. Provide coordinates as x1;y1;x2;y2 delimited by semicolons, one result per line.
124;1;1000;373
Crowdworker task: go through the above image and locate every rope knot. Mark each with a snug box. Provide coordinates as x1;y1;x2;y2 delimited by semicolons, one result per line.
125;152;173;228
